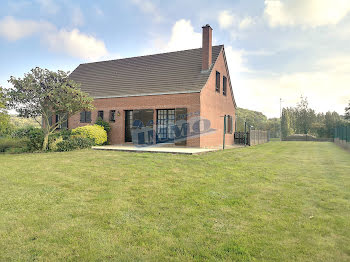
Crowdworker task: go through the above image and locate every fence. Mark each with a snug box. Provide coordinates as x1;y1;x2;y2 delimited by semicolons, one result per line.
334;125;350;151
283;134;333;142
234;130;269;146
249;130;269;146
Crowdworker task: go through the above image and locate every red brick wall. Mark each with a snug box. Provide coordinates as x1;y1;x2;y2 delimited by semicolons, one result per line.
68;49;236;148
200;49;236;148
68;93;201;147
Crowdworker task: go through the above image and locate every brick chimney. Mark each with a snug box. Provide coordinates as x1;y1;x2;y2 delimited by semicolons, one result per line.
202;24;212;71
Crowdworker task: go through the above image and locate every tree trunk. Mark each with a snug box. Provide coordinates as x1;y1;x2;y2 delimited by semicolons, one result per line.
42;132;49;151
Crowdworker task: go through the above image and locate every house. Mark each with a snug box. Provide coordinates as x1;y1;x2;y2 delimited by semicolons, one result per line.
66;24;237;148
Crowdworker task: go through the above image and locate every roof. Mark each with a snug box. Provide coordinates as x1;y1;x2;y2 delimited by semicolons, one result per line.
69;45;224;99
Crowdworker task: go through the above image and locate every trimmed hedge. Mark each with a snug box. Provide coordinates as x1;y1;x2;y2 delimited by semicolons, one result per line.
72;125;107;145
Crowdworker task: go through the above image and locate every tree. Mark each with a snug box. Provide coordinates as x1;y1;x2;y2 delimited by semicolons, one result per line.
295;96;316;134
0;86;13;135
281;108;293;138
345;101;350;120
324;111;342;137
6;67;94;150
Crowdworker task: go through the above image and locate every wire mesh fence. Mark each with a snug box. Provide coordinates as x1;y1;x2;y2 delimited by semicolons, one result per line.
334;125;350;151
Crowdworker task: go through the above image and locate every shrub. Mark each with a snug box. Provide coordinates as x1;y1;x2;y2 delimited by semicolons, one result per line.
95;117;111;133
0;137;28;153
48;129;72;150
72;125;107;145
56;136;93;152
12;127;44;151
49;136;63;151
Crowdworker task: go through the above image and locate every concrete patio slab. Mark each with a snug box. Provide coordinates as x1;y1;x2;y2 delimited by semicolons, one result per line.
91;145;218;155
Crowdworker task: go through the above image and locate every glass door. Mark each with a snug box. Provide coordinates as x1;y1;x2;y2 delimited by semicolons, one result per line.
157;109;175;143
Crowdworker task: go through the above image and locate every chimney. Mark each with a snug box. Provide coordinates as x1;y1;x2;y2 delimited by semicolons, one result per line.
202;24;212;71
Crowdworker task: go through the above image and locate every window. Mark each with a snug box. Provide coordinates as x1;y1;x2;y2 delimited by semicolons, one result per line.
80;111;91;123
109;110;116;122
97;110;104;120
225;115;233;134
223;76;227;96
55;114;61;129
55;114;68;129
216;71;220;92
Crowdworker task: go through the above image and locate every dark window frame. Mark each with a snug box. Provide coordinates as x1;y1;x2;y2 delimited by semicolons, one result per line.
223;76;227;96
109;110;116;122
225;115;233;134
97;110;104;120
215;71;220;93
80;111;92;123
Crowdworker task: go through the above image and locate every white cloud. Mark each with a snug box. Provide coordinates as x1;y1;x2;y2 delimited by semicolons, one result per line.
225;46;250;74
163;19;202;52
218;10;235;29
234;68;350;118
0;16;108;61
218;10;256;32
239;17;255;30
44;29;108;61
130;0;163;23
0;16;55;41
264;0;350;27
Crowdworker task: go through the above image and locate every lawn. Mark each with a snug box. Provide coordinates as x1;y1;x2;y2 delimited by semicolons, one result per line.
0;142;349;261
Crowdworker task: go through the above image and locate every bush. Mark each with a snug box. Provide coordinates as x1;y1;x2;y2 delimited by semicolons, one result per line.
56;136;94;152
0;137;28;153
72;125;107;145
49;136;63;151
48;129;72;150
12;127;44;151
95;117;111;133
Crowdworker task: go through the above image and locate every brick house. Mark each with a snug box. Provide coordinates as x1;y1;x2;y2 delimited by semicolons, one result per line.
64;24;236;148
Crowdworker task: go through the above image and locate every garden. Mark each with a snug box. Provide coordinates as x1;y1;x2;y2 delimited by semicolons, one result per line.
0;67;107;154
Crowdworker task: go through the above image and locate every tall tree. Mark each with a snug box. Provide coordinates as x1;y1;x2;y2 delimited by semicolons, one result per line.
345;101;350;120
281;108;293;138
6;67;94;150
295;96;316;134
324;111;342;138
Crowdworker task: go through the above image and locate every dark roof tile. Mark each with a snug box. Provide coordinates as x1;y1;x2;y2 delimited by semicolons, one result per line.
69;45;223;98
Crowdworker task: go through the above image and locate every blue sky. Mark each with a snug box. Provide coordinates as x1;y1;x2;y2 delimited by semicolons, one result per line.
1;0;349;117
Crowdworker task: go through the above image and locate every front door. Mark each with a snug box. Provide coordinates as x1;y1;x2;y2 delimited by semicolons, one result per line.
156;109;175;143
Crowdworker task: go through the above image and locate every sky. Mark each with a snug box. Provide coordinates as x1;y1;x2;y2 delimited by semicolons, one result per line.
0;0;349;118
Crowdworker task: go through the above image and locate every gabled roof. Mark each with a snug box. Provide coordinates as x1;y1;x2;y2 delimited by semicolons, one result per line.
69;45;223;98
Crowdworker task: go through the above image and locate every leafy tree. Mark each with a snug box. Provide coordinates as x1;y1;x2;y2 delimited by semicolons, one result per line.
266;118;280;138
281;108;293;138
295;96;316;134
345;101;350;120
324;111;342;138
235;107;268;132
0;86;13;135
6;67;94;150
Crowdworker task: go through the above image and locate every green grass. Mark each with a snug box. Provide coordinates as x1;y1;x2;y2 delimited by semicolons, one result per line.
0;142;349;261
